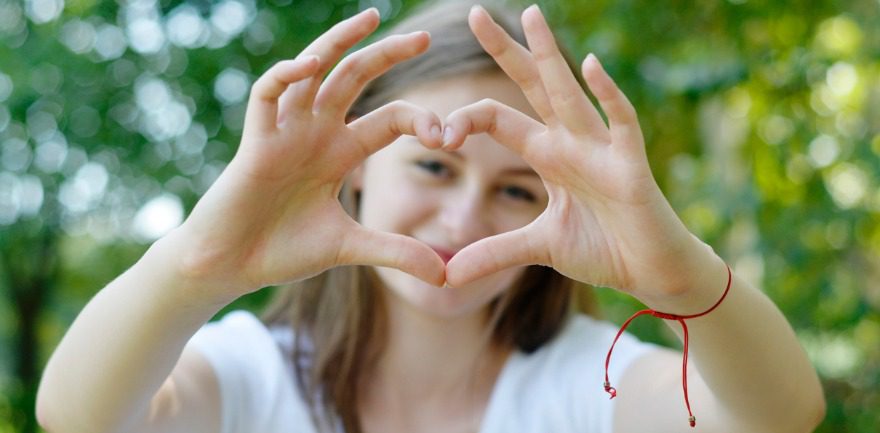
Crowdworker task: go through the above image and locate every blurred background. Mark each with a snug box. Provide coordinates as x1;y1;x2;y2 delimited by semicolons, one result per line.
0;0;877;431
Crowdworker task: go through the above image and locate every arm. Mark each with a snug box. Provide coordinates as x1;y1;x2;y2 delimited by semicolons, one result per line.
36;233;226;433
614;254;825;433
447;5;824;432
36;8;446;433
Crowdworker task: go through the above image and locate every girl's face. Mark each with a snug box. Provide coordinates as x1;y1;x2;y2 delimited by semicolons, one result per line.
356;72;548;318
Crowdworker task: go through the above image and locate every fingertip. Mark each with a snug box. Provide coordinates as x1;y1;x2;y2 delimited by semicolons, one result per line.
523;4;542;20
444;256;476;288
521;4;549;35
275;57;320;85
357;7;381;31
582;54;616;100
468;5;481;30
431;262;448;287
580;54;597;80
441;125;458;150
302;54;321;70
408;30;432;51
469;4;489;22
412;245;446;287
421;121;443;149
582;53;603;75
444;256;462;288
410;107;443;148
411;264;445;288
363;6;380;18
429;123;443;147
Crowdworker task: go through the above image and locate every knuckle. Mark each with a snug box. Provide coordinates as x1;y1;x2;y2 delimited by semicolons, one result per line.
377;44;398;65
531;48;556;63
555;89;582;107
477;98;499;111
484;38;508;57
385;99;409;112
521;73;544;94
337;58;371;86
329;38;350;55
621;98;638;117
336;55;361;75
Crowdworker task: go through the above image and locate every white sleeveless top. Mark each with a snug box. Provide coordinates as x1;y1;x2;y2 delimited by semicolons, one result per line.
187;310;655;433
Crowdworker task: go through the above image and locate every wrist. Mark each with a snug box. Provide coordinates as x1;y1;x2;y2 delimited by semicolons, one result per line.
138;229;244;308
605;247;733;429
635;239;730;315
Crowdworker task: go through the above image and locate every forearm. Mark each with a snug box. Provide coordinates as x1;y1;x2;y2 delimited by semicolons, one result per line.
36;231;231;433
648;254;825;432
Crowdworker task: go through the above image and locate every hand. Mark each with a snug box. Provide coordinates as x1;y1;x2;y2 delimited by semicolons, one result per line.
169;8;446;301
443;5;724;311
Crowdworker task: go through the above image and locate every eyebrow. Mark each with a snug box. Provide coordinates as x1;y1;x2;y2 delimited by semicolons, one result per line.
444;151;540;178
502;167;541;178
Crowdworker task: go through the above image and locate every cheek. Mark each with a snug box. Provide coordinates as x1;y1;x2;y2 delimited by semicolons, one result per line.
489;206;543;235
358;171;435;232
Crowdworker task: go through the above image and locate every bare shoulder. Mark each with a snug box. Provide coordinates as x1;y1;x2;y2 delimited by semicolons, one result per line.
136;347;222;433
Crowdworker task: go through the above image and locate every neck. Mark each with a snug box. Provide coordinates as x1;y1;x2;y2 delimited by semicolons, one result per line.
361;289;510;423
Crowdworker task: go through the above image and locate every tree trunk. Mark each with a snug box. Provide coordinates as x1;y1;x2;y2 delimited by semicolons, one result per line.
1;223;58;433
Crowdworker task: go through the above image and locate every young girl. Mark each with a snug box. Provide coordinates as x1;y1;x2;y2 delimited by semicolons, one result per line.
36;1;825;432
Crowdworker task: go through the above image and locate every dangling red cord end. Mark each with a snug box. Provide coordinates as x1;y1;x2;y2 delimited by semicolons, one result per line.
602;264;732;429
603;381;617;399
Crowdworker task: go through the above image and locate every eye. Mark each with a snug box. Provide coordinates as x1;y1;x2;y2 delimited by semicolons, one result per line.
500;185;537;203
415;160;452;178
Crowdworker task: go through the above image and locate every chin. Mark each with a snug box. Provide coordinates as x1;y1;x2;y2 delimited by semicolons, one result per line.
374;267;520;319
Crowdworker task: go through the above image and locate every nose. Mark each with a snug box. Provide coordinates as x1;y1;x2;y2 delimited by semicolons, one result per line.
438;184;493;248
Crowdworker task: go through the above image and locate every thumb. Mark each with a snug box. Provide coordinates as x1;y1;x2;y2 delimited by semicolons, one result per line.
338;226;446;287
446;227;548;288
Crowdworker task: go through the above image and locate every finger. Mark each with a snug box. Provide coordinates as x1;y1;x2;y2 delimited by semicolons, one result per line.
339;225;447;287
468;5;556;125
521;5;608;138
445;226;548;288
279;8;382;119
243;56;321;133
347;100;443;157
582;54;646;158
442;99;545;161
315;31;431;118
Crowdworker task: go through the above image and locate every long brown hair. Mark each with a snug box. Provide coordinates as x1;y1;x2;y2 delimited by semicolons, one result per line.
261;1;594;431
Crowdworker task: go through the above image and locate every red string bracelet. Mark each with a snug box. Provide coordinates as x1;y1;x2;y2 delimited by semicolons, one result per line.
603;264;732;428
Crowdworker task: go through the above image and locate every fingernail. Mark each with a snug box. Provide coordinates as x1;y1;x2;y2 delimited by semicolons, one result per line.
588;53;603;69
473;5;497;24
431;124;441;141
442;126;454;147
365;7;379;17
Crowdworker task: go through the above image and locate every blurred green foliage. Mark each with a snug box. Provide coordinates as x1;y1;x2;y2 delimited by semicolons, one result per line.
0;0;878;432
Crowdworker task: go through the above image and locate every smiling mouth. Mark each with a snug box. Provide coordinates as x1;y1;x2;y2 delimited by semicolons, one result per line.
429;246;457;264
